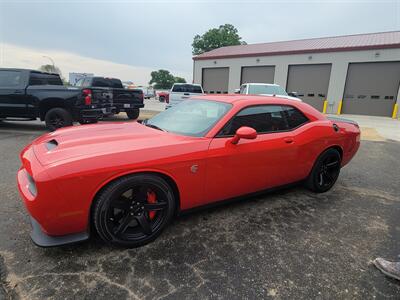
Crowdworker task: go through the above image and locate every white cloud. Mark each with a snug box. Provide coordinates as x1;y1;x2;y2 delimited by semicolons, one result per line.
0;43;192;85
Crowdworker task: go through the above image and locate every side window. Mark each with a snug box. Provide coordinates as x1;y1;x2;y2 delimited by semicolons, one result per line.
29;73;62;85
0;70;22;87
218;105;288;136
281;106;309;129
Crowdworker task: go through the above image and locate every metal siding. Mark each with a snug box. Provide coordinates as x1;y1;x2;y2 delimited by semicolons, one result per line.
286;64;332;111
202;67;229;94
342;62;400;117
240;66;275;84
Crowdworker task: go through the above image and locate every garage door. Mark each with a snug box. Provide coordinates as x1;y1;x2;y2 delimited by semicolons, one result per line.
202;68;229;94
286;64;332;111
241;66;275;84
342;62;400;117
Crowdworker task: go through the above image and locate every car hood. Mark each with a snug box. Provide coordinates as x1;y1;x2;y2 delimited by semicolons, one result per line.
31;122;192;166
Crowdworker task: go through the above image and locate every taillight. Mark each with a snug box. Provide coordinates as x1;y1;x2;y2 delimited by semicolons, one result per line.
83;89;92;105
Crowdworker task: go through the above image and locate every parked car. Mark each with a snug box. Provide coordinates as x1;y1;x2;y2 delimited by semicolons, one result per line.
0;68;112;131
17;95;360;247
156;91;169;103
237;83;302;101
167;83;204;108
136;86;156;99
75;76;144;119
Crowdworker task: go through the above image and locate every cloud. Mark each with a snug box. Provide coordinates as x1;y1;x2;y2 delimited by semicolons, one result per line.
0;43;192;85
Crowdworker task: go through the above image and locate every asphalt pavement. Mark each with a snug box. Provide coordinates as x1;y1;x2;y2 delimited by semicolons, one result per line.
0;118;399;299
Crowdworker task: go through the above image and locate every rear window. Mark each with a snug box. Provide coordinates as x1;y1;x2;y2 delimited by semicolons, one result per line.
172;84;203;93
29;72;63;86
0;70;22;87
91;77;123;88
281;106;309;129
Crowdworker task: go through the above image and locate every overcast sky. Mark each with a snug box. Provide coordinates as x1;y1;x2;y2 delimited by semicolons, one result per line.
0;0;399;85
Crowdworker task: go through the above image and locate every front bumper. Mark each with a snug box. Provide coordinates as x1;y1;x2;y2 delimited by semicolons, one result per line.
30;216;89;247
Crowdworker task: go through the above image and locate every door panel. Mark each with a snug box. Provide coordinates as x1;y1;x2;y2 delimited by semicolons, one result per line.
342;62;400;117
0;70;27;117
205;132;297;203
241;66;275;85
202;68;229;94
286;64;332;111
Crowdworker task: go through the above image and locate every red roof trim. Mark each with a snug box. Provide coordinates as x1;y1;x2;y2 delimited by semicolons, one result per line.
193;43;400;61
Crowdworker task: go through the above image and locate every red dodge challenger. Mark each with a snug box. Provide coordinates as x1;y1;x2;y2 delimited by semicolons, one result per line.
17;95;360;247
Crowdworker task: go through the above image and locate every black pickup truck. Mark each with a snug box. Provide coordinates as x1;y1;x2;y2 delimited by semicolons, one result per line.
75;76;144;119
0;68;113;130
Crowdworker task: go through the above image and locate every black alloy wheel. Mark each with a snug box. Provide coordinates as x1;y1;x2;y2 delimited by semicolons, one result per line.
93;174;175;247
44;108;73;131
305;148;341;193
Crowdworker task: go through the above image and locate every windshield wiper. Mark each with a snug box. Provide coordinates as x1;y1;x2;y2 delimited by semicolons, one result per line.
145;123;166;132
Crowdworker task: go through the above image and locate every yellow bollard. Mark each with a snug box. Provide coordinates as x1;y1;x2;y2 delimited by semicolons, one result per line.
322;100;328;114
392;103;399;119
337;100;343;115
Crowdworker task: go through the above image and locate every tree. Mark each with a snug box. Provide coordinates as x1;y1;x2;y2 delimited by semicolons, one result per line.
174;76;186;83
192;24;246;55
149;70;186;89
39;64;62;75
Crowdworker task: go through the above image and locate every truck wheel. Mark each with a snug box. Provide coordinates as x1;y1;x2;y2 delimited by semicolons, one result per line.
45;108;73;131
159;96;165;102
126;109;140;120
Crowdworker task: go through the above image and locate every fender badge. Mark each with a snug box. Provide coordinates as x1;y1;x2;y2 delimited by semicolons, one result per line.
191;165;199;173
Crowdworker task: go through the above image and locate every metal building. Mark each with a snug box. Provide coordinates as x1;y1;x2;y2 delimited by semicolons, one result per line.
193;31;400;118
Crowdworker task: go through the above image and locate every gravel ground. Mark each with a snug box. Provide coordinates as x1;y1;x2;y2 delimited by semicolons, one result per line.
0;120;399;299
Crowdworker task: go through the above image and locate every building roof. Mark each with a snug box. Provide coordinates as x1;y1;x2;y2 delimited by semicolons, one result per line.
193;31;400;60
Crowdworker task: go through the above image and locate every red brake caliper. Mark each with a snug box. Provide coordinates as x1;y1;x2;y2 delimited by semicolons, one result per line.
147;191;157;220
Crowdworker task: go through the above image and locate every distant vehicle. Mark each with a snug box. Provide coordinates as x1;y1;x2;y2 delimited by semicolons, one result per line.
0;68;111;131
167;83;204;108
156;91;169;103
75;77;144;120
237;83;302;101
122;81;135;89
136;86;156;99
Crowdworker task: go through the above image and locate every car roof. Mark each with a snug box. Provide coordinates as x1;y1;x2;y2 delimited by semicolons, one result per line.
191;94;294;104
0;68;58;75
173;83;201;86
243;83;280;86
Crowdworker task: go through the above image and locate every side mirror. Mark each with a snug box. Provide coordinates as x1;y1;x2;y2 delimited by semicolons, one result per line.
234;89;240;94
231;126;257;144
288;91;298;97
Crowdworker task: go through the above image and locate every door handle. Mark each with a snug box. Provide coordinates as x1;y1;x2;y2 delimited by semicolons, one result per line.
284;138;294;144
13;90;23;94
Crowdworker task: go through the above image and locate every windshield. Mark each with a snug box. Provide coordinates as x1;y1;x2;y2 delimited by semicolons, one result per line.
172;84;203;93
146;100;232;137
248;85;288;96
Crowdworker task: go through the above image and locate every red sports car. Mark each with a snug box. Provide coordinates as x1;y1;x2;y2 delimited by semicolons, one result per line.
17;95;360;247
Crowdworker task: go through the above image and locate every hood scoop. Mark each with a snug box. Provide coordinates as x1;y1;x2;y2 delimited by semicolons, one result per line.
46;139;58;151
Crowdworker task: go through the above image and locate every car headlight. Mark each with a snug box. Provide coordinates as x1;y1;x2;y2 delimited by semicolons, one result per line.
26;171;37;197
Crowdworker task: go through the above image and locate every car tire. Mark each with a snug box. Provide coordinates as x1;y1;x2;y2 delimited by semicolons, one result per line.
305;148;341;193
44;108;73;131
93;174;176;247
126;109;140;120
159;96;165;102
